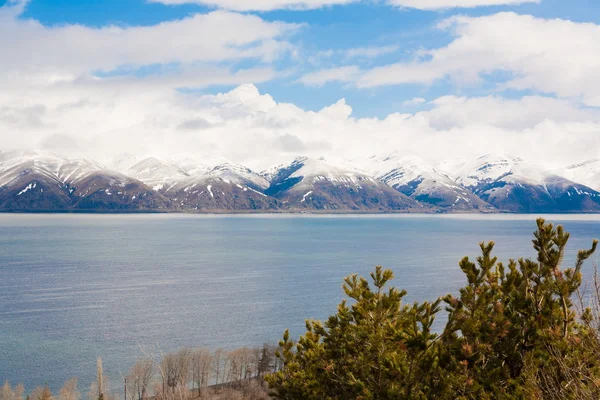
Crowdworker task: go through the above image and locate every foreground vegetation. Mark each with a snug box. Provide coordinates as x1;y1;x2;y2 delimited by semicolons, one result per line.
4;219;600;399
1;345;279;400
267;218;600;399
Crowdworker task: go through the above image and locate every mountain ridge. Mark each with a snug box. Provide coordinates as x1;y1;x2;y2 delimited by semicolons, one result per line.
2;150;600;213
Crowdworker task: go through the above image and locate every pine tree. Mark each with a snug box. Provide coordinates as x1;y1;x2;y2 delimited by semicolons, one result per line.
266;266;444;399
257;345;273;377
267;219;599;399
442;219;597;398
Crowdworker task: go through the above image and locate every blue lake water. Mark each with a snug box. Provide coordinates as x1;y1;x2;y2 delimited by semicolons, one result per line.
1;214;600;393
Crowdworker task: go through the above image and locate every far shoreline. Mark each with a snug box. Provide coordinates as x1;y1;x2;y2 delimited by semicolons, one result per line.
3;210;600;220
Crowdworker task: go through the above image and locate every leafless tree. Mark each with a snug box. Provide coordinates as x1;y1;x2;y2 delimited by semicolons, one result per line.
227;349;242;384
2;382;14;400
126;359;154;400
190;348;212;395
30;386;53;400
2;382;24;400
211;349;225;386
158;348;191;400
14;384;24;400
88;378;112;400
58;378;80;400
226;347;262;385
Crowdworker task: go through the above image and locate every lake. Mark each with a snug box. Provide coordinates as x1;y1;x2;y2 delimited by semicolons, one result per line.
1;214;599;393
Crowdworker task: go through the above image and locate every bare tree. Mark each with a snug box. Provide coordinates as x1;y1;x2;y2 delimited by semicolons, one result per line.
30;386;53;400
14;384;24;400
127;359;154;400
220;352;231;387
29;387;43;400
1;382;24;400
159;348;192;400
211;349;225;386
226;347;259;385
2;382;14;400
58;379;79;400
227;349;241;384
88;377;112;400
190;348;212;396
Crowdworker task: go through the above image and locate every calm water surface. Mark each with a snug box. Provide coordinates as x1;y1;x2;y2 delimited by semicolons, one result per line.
1;214;600;392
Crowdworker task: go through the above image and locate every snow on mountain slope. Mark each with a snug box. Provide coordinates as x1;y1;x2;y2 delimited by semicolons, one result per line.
367;153;493;210
0;150;104;187
455;155;553;191
455;154;600;212
559;159;600;191
70;171;170;210
126;157;190;191
163;163;278;210
0;152;75;210
266;156;371;188
115;153;233;188
4;149;600;213
0;151;169;211
208;163;270;190
265;157;422;211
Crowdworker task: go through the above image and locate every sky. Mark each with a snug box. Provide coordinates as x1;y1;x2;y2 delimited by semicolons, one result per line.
2;0;600;168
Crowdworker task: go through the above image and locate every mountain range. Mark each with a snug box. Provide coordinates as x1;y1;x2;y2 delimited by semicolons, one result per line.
1;150;600;213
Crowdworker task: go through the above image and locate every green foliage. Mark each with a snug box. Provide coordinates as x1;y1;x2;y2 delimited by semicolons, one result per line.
267;219;600;400
266;266;444;399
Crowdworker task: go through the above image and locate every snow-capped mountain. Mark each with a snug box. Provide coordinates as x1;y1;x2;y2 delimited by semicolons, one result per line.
264;157;421;211
454;154;600;212
164;163;279;211
559;159;600;192
126;157;190;191
3;149;600;213
0;150;103;186
0;151;168;211
207;163;270;190
367;154;493;211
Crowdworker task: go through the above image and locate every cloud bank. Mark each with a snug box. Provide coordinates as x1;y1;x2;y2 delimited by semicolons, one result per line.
2;1;600;171
147;0;358;11
386;0;540;10
150;0;539;11
300;12;600;108
353;13;600;107
5;80;600;170
0;1;299;92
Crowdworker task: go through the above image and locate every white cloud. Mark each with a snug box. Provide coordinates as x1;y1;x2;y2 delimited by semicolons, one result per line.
424;95;600;133
4;80;600;169
148;0;357;11
306;45;398;67
0;1;294;160
0;1;299;89
149;0;538;11
402;97;427;106
2;1;600;171
297;66;361;86
343;45;400;59
355;12;600;107
386;0;540;10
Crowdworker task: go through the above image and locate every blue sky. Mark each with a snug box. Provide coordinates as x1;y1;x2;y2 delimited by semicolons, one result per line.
2;0;600;166
6;0;597;117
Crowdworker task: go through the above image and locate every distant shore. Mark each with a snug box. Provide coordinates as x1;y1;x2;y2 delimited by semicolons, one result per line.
3;209;600;215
